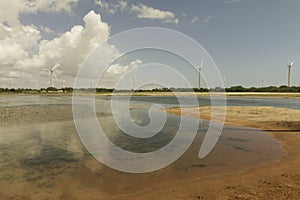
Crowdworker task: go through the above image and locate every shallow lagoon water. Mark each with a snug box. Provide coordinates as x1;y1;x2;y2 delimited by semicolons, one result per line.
0;95;300;109
0;95;287;199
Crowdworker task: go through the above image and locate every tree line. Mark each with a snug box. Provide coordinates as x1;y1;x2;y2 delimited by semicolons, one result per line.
0;85;300;94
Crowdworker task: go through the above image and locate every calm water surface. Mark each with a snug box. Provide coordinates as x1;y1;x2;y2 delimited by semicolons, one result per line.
1;95;299;109
0;95;290;199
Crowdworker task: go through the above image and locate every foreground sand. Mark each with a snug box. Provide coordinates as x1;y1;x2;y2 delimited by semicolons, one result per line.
149;106;300;200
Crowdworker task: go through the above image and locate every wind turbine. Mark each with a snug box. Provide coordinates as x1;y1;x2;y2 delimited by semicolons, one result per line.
152;80;157;90
153;80;162;90
261;79;265;88
35;80;39;89
287;58;294;87
223;76;226;88
198;59;203;89
132;74;136;90
62;80;66;88
44;63;60;87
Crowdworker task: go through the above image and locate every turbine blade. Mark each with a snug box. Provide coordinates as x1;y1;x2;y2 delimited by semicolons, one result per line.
52;63;60;71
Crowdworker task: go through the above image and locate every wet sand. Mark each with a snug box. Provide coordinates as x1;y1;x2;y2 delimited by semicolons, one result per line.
0;105;73;127
160;106;300;199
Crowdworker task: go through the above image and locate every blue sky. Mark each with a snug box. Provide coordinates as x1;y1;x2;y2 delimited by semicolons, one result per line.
1;0;300;88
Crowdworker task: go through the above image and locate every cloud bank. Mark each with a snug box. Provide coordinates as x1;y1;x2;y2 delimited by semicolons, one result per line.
94;0;179;24
0;1;142;88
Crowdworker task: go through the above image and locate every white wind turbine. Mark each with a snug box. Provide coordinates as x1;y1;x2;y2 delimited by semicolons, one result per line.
132;74;136;90
261;79;265;88
35;80;39;89
287;58;294;87
198;59;203;89
223;76;226;88
62;80;66;88
152;80;162;90
44;63;60;87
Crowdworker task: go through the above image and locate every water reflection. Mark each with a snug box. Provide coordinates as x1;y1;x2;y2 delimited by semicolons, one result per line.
0;95;286;199
0;109;284;199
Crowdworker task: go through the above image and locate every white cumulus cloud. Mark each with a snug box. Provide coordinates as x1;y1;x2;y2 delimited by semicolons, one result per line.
226;0;241;4
0;23;41;69
0;0;145;88
106;59;142;75
100;59;143;88
0;8;142;88
131;4;179;24
0;0;79;28
95;0;128;14
39;26;54;34
22;11;114;86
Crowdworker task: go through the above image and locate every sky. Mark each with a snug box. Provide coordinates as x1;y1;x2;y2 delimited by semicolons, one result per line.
0;0;300;89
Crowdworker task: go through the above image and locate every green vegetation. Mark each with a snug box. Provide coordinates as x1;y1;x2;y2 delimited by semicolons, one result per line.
0;87;73;94
0;85;300;94
224;85;300;93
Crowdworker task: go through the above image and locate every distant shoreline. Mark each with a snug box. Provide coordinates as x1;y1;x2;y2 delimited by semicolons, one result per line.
1;91;300;98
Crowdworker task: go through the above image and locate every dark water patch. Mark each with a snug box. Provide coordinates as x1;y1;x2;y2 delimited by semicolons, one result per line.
20;145;78;169
100;111;181;153
232;145;252;153
24;173;44;182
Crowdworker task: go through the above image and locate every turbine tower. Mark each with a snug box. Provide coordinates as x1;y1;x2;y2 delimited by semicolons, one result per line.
153;80;157;90
261;79;265;88
35;80;39;89
198;59;203;89
132;74;136;90
44;63;60;87
287;59;294;87
152;80;156;90
62;80;66;88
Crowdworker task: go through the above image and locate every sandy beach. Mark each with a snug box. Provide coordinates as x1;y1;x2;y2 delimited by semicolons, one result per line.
160;106;300;199
0;103;300;199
